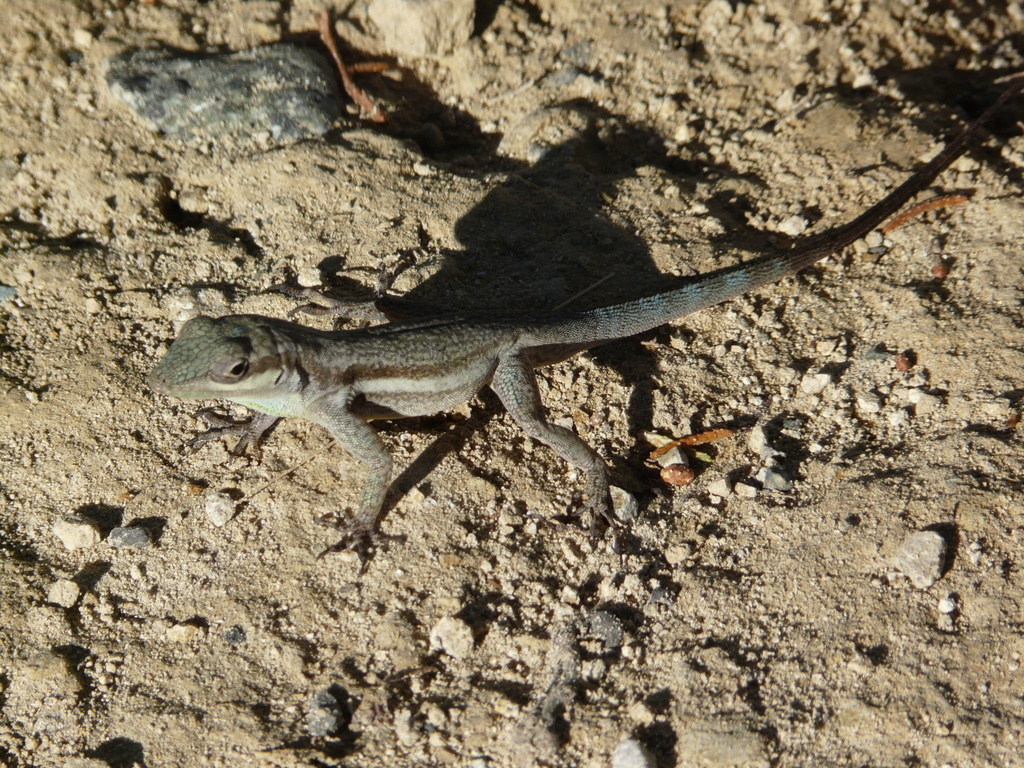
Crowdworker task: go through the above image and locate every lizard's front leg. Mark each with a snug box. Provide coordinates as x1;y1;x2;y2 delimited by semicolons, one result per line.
189;409;280;456
309;395;401;560
490;353;616;538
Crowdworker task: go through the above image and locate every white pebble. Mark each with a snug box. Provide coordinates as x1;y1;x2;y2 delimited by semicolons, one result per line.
895;530;947;589
746;425;769;454
72;28;94;48
205;492;236;527
165;623;204;642
864;230;884;249
53;518;102;550
430;616;474;659
611;738;655;768
706;478;731;498
296;267;321;288
800;372;832;395
733;481;758;498
47;579;80;608
937;594;957;614
856;391;881;414
776;214;807;236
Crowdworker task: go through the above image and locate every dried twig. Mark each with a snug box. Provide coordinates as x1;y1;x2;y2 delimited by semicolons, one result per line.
880;194;969;234
316;9;387;123
648;428;734;460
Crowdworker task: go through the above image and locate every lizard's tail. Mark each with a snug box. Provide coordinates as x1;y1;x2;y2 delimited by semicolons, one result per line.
524;75;1023;348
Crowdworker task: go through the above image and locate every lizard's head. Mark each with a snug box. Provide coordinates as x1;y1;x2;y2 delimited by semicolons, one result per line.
148;315;282;401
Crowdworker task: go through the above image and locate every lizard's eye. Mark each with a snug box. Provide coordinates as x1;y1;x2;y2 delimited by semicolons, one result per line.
227;359;249;378
214;358;250;381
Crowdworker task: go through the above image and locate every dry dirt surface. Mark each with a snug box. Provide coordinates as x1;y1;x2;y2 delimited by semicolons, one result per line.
2;1;1024;766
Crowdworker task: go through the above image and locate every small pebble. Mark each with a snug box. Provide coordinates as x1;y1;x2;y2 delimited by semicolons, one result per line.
610;486;639;522
306;689;344;737
107;526;152;548
799;372;831;395
0;285;17;303
367;0;475;56
733;481;758;498
649;585;675;606
864;230;884;249
72;28;94;48
25;650;73;681
296;267;321;288
223;626;246;645
932;262;950;280
394;708;419;746
205;492;236;527
894;530;947;589
706;477;731;498
65;759;108;768
53;517;102;550
665;543;692;565
856;391;882;414
676;720;770;768
47;579;81;608
165;622;204;642
776;214;808;236
759;466;792;492
430;616;474;659
654;445;687;468
586;610;624;653
611;738;655;768
412;160;435;176
937;594;957;614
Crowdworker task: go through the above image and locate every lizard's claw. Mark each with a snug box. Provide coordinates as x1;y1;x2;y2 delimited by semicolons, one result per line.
590;506;625;555
187;408;279;458
314;514;406;570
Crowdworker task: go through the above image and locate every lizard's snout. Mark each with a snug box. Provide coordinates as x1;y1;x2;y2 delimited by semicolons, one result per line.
148;366;171;395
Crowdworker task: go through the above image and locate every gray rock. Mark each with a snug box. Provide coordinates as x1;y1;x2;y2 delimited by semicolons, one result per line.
895;530;947;589
610;485;639;522
367;0;474;57
758;466;792;492
107;526;152;548
105;44;341;143
306;689;343;737
586;610;624;653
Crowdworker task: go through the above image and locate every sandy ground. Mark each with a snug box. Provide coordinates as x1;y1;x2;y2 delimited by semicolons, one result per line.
2;1;1024;766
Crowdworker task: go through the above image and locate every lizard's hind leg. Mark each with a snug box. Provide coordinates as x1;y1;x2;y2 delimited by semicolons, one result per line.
491;353;618;539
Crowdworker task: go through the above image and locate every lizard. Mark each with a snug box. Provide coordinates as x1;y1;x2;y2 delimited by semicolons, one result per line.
149;75;1023;559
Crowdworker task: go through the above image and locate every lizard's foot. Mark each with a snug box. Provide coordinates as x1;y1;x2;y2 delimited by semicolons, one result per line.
314;514;407;569
579;491;624;554
188;408;278;457
268;282;392;324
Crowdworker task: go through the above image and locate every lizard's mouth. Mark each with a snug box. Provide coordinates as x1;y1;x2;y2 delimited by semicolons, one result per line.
147;367;172;395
